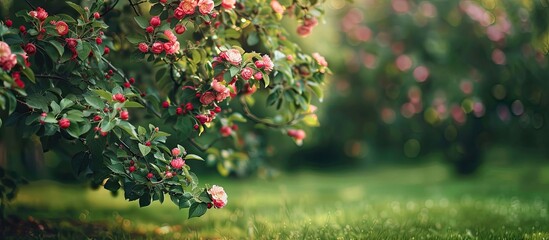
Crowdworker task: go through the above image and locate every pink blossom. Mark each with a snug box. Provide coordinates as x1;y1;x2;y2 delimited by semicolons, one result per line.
170;157;185;169
171;148;181;156
151;42;164;54
240;67;253;80
413;65;429;82
173;7;186;19
312;52;328;67
296;25;312;37
287;129;306;145
207;185;228;208
30;7;48;21
200;91;216;105
303;16;318;27
0;41;17;71
221;0;236;9
223;49;242;66
179;0;197;15
198;0;214;15
164;41;180;55
270;0;284;14
164;29;178;43
55;21;69;36
262;55;274;71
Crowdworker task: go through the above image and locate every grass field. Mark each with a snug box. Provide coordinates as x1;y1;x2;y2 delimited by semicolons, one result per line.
2;161;549;239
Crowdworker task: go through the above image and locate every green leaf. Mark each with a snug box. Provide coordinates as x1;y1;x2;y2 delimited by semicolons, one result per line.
188;202;208;218
104;177;121;191
71;152;90;176
124;101;144;108
84;94;105;109
107;162;126;175
66;122;82;138
247;32;259;46
118;121;138;139
101;120;115;132
20;65;35;83
50;101;61;115
185;154;204;161
134;16;149;29
198;191;212;203
48;40;65;57
77;41;92;61
65;1;86;16
228;112;247;123
138;126;147;136
138;143;151;156
229;66;240;77
92;89;112;101
263;74;270;87
139;193;152;207
60;98;75;110
150;4;164;15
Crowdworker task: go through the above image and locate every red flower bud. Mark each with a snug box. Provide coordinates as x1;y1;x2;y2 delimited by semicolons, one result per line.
19;25;26;33
138;42;148;53
58;118;71;129
96;37;102;45
123;82;131;88
146;26;154;33
175;25;186;34
129;165;136;173
162;101;170;108
176;107;183;115
24;43;36;55
103;47;110;55
93;12;100;19
5;19;12;27
150;16;161;27
120;110;129;120
93;115;102;121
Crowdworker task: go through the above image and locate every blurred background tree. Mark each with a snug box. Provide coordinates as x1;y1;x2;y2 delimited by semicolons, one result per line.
274;0;549;175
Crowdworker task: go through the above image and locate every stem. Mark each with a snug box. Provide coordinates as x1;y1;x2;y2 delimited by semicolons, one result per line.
239;96;297;128
188;137;219;152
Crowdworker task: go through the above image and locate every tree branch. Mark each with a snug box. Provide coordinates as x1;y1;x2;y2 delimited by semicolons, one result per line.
188;137;219;152
24;0;36;10
35;74;65;81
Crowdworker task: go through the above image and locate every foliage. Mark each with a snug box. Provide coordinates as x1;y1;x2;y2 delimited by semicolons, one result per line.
313;0;549;173
0;0;329;218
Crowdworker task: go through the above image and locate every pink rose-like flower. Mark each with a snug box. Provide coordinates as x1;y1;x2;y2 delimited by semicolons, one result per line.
198;0;214;15
221;0;236;9
173;7;186;19
55;21;69;36
138;43;149;53
312;52;328;67
200;91;216;105
170;157;185;169
270;0;285;14
36;7;48;21
0;41;17;71
179;0;197;15
164;41;180;55
262;55;274;71
241;67;253;80
223;49;242;66
207;185;228;208
29;11;38;19
151;42;164;54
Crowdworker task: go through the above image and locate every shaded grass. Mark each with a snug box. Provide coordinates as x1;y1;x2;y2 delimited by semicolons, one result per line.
3;162;549;239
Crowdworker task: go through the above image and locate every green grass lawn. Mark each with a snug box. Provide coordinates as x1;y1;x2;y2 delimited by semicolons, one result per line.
3;162;549;239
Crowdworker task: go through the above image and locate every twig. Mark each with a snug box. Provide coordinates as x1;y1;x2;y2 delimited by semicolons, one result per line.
24;0;36;10
128;0;141;16
100;0;120;17
239;96;296;128
117;139;139;156
188;137;219;152
35;74;65;81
